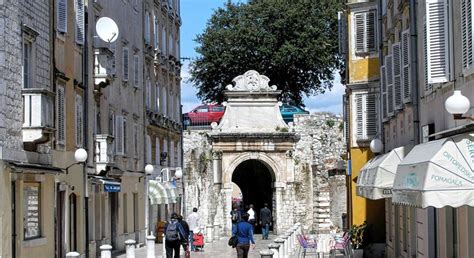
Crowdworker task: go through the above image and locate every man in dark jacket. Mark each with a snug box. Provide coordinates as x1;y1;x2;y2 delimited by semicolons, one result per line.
259;203;272;240
177;215;190;254
165;213;187;258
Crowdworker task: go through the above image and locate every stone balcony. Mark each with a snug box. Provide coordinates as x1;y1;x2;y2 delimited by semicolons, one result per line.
92;38;114;89
22;89;54;143
94;134;114;174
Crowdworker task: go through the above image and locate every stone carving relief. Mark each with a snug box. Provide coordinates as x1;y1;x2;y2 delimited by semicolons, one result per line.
226;70;278;92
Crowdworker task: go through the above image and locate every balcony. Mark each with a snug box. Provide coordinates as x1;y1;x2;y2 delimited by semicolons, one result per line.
93;37;114;89
94;134;114;174
22;89;54;143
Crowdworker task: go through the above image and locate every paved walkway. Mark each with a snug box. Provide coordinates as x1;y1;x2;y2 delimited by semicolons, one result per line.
115;234;278;258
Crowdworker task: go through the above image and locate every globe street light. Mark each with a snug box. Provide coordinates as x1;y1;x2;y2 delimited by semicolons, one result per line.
370;139;384;154
174;167;183;179
74;148;88;163
445;90;473;120
145;164;154;175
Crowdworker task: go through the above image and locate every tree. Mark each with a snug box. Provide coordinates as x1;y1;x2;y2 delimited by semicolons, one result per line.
190;0;344;105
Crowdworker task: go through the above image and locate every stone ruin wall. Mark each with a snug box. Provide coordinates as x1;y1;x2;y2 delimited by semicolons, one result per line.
183;113;346;235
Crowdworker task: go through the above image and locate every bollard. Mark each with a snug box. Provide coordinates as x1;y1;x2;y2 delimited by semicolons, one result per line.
100;244;112;258
274;238;285;258
146;235;156;258
260;249;274;258
285;232;293;254
206;224;214;243
268;243;280;258
162;234;167;258
280;235;289;257
125;239;136;258
66;252;80;258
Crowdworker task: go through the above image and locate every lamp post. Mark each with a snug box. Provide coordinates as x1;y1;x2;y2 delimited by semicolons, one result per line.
73;148;89;257
144;164;154;235
445;90;473;120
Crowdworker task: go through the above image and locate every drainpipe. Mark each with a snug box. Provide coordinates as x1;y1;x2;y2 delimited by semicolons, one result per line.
83;5;90;258
378;0;385;151
410;0;420;145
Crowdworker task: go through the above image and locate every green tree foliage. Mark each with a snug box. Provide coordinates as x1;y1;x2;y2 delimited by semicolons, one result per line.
190;0;344;105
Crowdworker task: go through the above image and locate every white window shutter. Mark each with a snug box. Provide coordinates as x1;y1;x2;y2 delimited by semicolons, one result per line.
116;116;124;155
385;55;394;116
426;0;450;83
462;0;474;70
123;47;129;81
355;94;364;140
57;0;67;33
75;95;83;147
366;94;377;139
365;11;376;52
57;85;65;144
146;135;152;164
354;13;365;53
75;0;84;44
401;30;412;103
145;12;151;45
392;43;402;110
423;20;433;95
380;66;388;120
133;55;139;86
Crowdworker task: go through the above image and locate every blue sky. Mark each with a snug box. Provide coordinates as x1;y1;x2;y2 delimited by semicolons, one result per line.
180;0;344;115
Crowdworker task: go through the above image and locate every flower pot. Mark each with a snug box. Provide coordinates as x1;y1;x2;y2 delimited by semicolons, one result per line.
352;248;363;258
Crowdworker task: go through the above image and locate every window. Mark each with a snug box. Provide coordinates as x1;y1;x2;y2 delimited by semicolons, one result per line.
155;137;161;165
123;47;129;81
75;0;84;44
22;40;32;88
401;30;411;103
145;12;151;45
462;0;474;71
162;28;167;55
134;123;138;157
354;10;376;54
392;43;402;110
162;86;168;115
425;0;450;83
115;115;124;155
146;78;151;109
385;55;394;116
57;0;67;33
380;66;388;120
123;117;127;155
155;83;160;112
76;94;83;147
146;135;152;163
109;110;115;136
169;34;174;56
57;84;65;145
195;105;208;113
154;16;159;49
133;55;139;87
24;182;41;239
352;92;377;143
69;194;78;250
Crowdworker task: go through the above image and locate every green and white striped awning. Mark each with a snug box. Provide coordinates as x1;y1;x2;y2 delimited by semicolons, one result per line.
148;180;178;205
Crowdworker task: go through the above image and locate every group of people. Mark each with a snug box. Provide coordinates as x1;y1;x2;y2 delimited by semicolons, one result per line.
230;203;272;258
163;207;200;258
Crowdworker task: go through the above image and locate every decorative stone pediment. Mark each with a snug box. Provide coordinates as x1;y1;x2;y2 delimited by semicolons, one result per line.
226;70;277;92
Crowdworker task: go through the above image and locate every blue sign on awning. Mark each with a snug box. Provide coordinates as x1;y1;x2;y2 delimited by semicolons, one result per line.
104;182;121;192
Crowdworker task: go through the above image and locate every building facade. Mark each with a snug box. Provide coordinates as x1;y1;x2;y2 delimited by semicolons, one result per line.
340;0;386;250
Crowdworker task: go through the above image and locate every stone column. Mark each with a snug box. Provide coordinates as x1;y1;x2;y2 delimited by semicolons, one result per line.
212;151;223;184
222;187;233;235
274;183;284;235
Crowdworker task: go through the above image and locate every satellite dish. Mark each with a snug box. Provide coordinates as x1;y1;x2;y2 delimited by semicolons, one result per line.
96;17;119;43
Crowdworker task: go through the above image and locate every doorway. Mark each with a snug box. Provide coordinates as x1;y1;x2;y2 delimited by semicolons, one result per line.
231;159;274;234
110;192;118;248
55;186;65;258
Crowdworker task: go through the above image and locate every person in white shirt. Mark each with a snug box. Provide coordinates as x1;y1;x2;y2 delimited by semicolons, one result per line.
187;207;200;252
247;204;256;228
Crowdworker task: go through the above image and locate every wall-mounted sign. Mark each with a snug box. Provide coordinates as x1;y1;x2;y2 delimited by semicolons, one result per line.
104;182;121;192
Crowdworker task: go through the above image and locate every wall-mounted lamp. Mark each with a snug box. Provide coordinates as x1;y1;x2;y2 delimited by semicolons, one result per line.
369;138;383;154
445;90;473;121
65;148;88;174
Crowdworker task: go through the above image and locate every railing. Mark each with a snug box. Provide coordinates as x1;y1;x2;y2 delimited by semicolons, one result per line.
94;134;114;174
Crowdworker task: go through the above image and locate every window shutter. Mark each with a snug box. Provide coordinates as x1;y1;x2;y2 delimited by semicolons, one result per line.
154;17;159;49
355;94;364;140
75;95;83;147
145;12;151;45
133;55;139;86
75;0;84;44
57;85;65;144
355;13;365;53
146;79;151;108
123;47;129;81
462;0;474;70
155;138;161;165
385;55;394;116
162;86;168;115
338;11;348;55
355;11;376;54
380;66;388;120
115;116;124;155
123;117;127;155
366;94;377;139
392;43;402;110
423;20;433;95
162;28;167;55
343;95;349;143
146;135;151;163
426;0;450;83
401;30;412;103
57;0;67;33
365;11;376;52
155;83;160;111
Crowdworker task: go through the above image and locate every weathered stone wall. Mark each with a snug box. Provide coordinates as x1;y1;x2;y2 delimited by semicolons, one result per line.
183;112;347;236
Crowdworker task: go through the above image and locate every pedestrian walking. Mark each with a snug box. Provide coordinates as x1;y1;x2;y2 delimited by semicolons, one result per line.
259;203;272;239
187;207;200;252
232;213;255;258
177;214;190;256
164;213;187;258
247;204;256;228
231;206;241;225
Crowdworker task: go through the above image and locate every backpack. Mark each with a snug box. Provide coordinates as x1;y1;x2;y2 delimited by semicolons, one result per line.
166;221;180;241
231;212;238;222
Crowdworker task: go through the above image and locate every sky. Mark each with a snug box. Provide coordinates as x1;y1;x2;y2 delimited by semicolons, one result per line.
180;0;344;115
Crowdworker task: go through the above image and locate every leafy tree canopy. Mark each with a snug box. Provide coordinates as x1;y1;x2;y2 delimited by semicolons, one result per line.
190;0;344;105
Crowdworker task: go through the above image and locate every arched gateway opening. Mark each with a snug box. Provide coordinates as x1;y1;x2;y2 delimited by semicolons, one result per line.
231;159;275;233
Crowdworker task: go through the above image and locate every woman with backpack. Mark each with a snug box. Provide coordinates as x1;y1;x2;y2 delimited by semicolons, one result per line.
232;213;255;258
164;213;187;258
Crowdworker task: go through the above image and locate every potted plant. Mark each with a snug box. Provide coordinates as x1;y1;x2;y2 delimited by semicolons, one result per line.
349;221;367;258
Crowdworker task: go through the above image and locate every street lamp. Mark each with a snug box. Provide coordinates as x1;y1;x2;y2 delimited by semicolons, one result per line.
75;148;88;163
370;138;383;154
445;90;473;120
174;167;183;179
145;164;154;175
